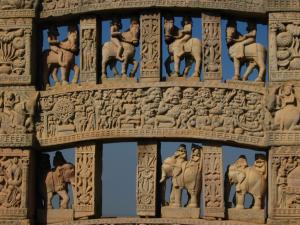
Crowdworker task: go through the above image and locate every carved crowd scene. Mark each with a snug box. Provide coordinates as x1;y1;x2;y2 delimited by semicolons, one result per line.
0;1;300;225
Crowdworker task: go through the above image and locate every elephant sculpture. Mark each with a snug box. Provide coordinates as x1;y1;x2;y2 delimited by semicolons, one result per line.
160;144;202;208
225;154;267;209
43;153;75;209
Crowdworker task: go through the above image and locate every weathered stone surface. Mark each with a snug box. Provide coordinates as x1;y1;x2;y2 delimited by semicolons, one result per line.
228;208;265;224
161;206;200;219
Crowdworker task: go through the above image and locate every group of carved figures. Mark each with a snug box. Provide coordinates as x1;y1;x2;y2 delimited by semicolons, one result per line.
37;86;265;139
161;144;267;211
42;17;267;87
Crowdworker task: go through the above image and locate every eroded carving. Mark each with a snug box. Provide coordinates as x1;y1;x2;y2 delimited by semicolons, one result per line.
42;25;80;88
225;154;267;209
226;21;266;82
101;18;139;79
164;16;202;78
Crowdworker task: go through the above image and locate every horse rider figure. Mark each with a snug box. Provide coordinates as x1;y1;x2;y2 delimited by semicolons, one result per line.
110;18;124;62
227;21;257;79
176;16;192;58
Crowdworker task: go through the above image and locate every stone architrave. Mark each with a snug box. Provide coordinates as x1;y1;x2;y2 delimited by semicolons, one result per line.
0;18;34;85
140;12;161;82
74;143;102;219
80;17;98;83
202;145;224;218
202;12;222;81
269;146;300;221
136;141;159;217
0;148;33;225
269;12;300;81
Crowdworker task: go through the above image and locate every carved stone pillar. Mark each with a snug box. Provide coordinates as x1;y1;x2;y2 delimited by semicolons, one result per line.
140;12;161;82
136;141;160;217
74;143;102;219
269;146;300;224
0;18;34;85
269;12;300;82
202;144;224;218
0;148;34;225
80;17;98;83
202;12;222;81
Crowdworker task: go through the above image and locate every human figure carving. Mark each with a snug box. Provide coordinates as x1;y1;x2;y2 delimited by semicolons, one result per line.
160;144;202;208
164;16;202;78
102;17;139;78
226;21;266;82
42;25;80;88
226;154;267;209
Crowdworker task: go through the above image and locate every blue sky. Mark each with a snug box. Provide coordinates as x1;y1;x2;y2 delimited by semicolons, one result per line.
43;17;268;216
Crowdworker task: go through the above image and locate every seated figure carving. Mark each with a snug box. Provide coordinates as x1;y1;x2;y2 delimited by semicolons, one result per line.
102;18;140;79
160;144;202;208
226;21;266;82
225;154;267;209
42;25;80;88
164;16;202;78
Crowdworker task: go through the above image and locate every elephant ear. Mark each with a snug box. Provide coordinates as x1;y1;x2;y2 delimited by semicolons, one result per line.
173;167;183;177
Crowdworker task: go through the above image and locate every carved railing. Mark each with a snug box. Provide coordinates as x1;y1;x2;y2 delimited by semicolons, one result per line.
0;1;299;225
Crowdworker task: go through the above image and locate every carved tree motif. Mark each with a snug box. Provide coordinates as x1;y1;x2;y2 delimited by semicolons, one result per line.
202;12;222;80
136;143;158;216
140;13;161;82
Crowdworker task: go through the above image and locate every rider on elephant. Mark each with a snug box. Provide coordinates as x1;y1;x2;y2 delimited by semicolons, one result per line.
232;155;248;192
276;83;296;110
48;26;60;54
160;144;187;186
176;16;192;58
110;18;124;62
53;152;67;191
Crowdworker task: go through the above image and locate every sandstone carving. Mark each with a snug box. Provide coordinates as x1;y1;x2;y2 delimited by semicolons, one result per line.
43;151;75;209
160;144;202;208
0;0;37;9
164;16;202;78
225;154;267;209
226;21;266;82
102;18;139;79
42;25;80;88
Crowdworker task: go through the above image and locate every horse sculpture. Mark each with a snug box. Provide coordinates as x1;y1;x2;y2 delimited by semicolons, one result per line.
102;20;139;78
164;18;202;78
226;22;267;82
44;163;75;209
160;145;202;208
42;26;79;88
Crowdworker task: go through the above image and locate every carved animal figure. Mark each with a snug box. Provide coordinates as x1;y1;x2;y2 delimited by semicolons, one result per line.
44;163;75;209
164;18;202;78
160;146;202;208
226;154;267;209
226;22;267;82
42;26;79;88
102;19;139;78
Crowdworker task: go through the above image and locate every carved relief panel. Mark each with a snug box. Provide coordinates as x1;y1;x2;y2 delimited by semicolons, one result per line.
269;146;300;219
74;144;101;218
0;19;34;84
202;145;224;218
269;12;300;81
140;12;161;82
37;84;266;147
0;148;33;222
202;12;222;81
80;17;98;83
136;142;159;216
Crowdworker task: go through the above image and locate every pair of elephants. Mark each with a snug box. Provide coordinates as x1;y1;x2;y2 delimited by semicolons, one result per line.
161;149;267;210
